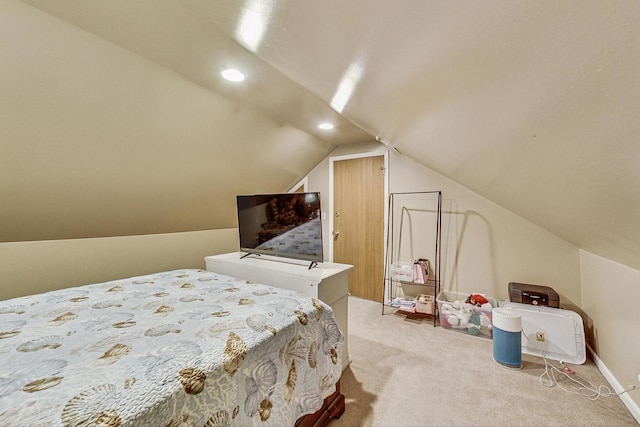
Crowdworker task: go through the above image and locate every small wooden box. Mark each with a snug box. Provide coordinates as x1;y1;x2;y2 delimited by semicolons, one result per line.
508;282;559;308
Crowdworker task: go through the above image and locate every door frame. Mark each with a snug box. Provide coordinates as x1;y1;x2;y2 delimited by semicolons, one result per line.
288;176;308;193
328;151;389;263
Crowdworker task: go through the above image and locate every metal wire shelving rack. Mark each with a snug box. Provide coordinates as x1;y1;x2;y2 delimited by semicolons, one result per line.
382;191;442;326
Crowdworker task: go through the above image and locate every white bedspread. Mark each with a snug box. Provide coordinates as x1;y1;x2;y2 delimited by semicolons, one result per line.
257;217;323;259
0;269;343;426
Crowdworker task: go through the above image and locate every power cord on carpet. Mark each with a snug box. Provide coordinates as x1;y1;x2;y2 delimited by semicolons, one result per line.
539;356;638;401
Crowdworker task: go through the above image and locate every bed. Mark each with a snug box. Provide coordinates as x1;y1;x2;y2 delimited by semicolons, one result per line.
0;269;344;426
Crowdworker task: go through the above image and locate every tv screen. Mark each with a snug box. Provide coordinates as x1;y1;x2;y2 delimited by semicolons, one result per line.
236;192;323;264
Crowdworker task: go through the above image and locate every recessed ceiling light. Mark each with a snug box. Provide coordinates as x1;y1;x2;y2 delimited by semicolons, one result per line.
221;68;245;82
318;122;334;130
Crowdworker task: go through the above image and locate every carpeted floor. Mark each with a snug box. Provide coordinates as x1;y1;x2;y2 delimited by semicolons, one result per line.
330;296;638;426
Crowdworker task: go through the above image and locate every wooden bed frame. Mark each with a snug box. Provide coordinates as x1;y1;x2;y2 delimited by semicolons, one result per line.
295;380;345;427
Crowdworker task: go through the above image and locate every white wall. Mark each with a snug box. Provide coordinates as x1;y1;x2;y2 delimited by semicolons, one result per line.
308;142;581;302
580;250;640;415
0;229;238;301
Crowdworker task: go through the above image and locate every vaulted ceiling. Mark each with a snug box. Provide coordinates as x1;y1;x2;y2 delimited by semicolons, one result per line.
7;0;640;271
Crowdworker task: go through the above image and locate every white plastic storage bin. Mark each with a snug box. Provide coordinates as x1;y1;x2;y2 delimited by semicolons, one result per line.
436;291;498;338
390;262;413;282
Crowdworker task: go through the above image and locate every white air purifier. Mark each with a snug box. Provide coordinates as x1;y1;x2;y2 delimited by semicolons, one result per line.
492;307;522;368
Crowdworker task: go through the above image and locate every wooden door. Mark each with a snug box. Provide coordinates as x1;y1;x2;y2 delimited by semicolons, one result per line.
333;156;385;302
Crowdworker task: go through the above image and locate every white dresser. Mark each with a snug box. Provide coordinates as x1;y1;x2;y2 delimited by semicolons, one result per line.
205;252;352;370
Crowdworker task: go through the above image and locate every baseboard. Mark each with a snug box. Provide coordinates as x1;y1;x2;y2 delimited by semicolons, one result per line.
587;345;640;424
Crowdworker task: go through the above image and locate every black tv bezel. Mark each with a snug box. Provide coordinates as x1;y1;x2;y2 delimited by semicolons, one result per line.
236;192;324;264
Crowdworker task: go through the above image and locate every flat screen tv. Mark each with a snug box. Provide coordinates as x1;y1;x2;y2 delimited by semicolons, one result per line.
236;192;324;266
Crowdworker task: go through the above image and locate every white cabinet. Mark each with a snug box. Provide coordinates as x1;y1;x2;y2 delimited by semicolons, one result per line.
205;252;352;370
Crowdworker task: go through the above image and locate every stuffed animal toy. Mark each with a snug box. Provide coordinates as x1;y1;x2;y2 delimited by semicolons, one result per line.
441;297;494;336
466;293;489;307
440;302;472;329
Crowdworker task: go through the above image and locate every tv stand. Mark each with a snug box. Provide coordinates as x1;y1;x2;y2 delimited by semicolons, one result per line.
205;252;352;370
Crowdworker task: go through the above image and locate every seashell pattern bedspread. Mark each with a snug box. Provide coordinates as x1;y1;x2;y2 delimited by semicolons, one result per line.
256;217;323;259
0;269;343;426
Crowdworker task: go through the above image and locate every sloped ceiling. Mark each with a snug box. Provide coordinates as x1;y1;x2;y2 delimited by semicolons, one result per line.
6;0;640;272
184;0;640;272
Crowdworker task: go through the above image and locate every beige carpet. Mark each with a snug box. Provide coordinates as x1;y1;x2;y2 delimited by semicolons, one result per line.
330;296;638;427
